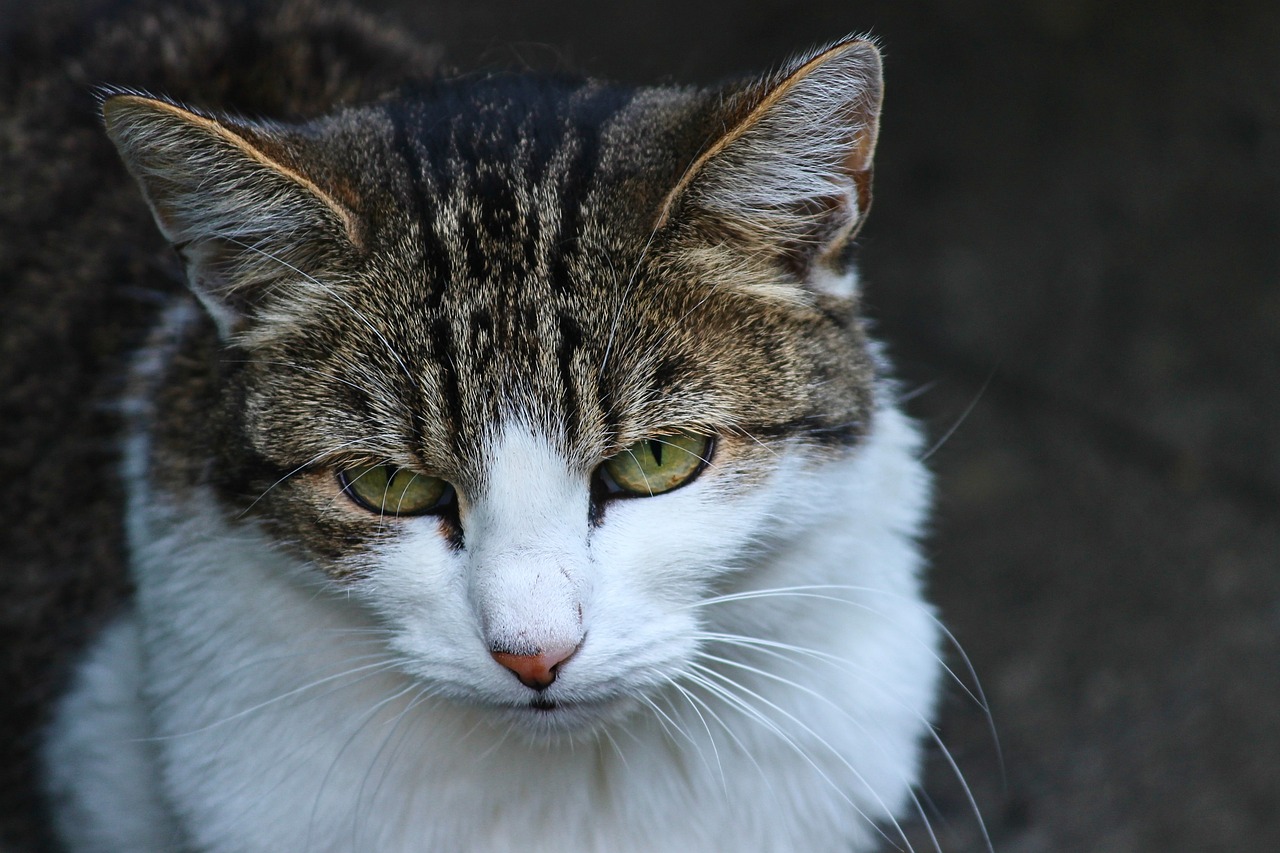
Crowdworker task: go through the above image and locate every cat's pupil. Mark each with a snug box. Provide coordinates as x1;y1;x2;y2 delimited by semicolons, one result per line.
650;440;663;466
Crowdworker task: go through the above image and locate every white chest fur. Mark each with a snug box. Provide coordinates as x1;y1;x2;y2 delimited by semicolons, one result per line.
45;402;938;853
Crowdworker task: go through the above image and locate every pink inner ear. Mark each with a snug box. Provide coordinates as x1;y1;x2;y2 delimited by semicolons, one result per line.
844;126;877;177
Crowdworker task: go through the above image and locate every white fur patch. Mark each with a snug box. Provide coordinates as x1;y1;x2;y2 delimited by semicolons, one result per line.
46;401;938;852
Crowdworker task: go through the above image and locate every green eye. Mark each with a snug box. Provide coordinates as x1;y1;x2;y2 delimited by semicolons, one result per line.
338;464;451;516
600;432;712;496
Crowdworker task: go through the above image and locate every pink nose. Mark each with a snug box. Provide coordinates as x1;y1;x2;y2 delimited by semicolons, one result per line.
490;644;580;691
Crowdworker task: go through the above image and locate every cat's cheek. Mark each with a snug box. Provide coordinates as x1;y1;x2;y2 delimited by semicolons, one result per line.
583;483;777;642
355;523;466;614
591;468;784;575
354;526;480;672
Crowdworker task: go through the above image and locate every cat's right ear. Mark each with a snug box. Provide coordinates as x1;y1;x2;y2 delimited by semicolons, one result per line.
102;93;359;339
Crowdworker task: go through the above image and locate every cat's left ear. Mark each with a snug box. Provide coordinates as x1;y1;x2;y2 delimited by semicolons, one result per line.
103;93;360;339
657;38;882;300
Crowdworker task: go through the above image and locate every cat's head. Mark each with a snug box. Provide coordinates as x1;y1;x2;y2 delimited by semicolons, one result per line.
105;39;889;731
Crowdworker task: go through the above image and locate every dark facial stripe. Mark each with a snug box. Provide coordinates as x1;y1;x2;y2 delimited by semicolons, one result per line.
468;307;497;373
427;317;466;453
388;104;449;312
742;415;867;447
651;353;690;395
557;311;584;440
546;86;633;293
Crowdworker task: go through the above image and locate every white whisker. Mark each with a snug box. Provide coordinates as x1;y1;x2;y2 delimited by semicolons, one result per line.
919;368;996;463
635;693;701;763
681;667;904;851
688;657;915;851
228;239;418;386
689;584;996;720
352;684;438;849
694;631;986;850
239;433;404;518
664;678;733;794
597;727;631;773
148;658;404;740
600;219;661;375
303;680;421;851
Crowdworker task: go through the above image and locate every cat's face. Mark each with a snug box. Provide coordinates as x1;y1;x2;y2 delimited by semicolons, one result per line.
108;41;884;732
221;240;858;730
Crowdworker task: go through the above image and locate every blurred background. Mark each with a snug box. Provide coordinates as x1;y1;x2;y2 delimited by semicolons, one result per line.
4;1;1277;850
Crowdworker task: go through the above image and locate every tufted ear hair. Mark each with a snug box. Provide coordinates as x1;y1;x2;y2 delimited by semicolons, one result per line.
103;93;360;338
657;39;883;300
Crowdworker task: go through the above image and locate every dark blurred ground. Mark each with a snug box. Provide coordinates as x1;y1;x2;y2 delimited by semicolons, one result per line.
381;2;1279;849
5;1;1277;850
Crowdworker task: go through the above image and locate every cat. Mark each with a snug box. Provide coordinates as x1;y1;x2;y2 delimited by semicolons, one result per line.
11;1;942;850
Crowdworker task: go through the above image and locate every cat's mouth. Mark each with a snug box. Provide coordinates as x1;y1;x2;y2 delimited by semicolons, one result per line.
522;695;606;716
501;692;633;731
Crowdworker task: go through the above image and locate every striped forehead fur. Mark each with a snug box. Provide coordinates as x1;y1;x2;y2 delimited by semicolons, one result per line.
110;50;882;527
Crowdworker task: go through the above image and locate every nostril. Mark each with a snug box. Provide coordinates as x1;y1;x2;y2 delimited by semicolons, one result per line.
490;643;579;691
